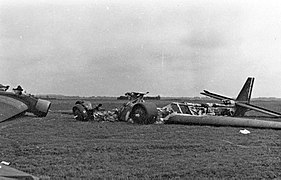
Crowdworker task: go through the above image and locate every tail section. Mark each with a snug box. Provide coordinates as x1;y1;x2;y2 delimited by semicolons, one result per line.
233;77;254;116
201;77;281;117
236;77;254;103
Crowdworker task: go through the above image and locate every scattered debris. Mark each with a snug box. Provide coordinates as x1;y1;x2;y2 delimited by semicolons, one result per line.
0;161;10;166
72;92;158;124
239;129;251;134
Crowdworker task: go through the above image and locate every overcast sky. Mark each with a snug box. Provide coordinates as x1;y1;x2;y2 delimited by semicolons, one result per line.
1;0;281;97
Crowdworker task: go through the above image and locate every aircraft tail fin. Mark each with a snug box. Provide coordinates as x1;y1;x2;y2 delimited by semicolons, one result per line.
233;77;254;117
236;77;254;103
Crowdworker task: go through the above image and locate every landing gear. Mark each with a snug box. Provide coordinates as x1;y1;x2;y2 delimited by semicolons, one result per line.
73;106;88;121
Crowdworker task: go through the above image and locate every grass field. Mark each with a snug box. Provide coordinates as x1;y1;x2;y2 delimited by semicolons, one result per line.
1;98;281;179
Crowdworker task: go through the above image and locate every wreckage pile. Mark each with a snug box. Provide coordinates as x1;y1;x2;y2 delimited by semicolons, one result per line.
93;110;119;122
72;96;236;124
71;89;281;129
81;101;223;124
72;91;233;124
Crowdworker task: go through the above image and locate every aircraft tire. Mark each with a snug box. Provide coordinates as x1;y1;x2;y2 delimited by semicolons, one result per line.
73;105;88;121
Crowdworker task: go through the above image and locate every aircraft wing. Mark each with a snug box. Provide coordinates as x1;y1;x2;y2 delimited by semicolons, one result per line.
235;102;281;117
0;95;28;122
165;113;281;129
200;90;234;101
0;164;39;180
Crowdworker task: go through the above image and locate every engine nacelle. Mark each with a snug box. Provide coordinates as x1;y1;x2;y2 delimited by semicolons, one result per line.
33;99;51;117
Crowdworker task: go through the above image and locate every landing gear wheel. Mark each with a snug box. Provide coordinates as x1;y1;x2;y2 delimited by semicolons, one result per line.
73;108;87;121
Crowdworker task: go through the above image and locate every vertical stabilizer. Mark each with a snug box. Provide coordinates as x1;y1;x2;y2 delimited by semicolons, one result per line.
236;77;254;103
233;77;254;116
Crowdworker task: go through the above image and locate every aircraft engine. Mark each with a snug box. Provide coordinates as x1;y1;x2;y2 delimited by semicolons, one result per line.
33;98;51;117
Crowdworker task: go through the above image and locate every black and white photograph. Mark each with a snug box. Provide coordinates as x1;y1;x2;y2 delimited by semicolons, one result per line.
1;0;281;179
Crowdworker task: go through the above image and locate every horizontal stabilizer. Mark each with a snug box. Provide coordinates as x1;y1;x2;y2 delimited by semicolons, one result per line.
0;95;28;122
236;102;281;117
200;90;234;101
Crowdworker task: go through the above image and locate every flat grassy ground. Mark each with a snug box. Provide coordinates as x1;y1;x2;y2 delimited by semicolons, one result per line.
1;98;281;179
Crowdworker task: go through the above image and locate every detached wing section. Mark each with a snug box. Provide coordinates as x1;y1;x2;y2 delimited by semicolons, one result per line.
236;102;281;117
0;95;28;122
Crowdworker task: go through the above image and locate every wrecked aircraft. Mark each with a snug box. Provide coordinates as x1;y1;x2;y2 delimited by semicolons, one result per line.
161;102;281;129
73;91;158;124
72;77;281;129
159;77;281;129
201;77;281;117
0;87;51;122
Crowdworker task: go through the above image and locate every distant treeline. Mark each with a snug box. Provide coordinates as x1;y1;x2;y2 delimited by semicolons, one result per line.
36;95;116;100
36;94;281;101
117;95;161;100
